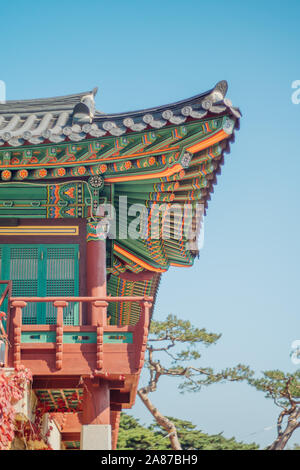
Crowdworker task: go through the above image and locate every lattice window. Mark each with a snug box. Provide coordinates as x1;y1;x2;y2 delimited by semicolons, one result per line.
45;246;79;325
0;244;79;325
10;247;39;324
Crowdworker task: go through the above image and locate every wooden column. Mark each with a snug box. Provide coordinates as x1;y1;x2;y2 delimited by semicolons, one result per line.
82;378;110;425
86;238;107;325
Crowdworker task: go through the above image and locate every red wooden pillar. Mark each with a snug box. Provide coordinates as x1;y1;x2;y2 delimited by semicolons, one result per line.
86;237;107;325
82;378;110;425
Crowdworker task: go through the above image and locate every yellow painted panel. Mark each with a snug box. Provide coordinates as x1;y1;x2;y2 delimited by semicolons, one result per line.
0;226;79;236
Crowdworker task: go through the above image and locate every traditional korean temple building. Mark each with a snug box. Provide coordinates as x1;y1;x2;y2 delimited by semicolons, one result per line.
0;81;240;450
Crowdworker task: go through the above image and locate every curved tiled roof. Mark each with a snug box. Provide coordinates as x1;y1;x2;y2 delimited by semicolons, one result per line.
0;81;241;326
0;81;240;147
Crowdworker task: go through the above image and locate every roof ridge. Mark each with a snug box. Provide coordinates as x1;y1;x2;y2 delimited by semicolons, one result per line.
0;88;98;115
94;81;227;119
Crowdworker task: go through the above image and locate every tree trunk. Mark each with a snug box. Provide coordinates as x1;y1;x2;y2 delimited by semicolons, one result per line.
268;408;300;450
138;388;182;450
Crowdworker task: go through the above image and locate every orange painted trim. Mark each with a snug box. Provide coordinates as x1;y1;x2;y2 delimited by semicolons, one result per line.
114;244;167;273
186;130;229;154
106;163;183;183
170;262;192;267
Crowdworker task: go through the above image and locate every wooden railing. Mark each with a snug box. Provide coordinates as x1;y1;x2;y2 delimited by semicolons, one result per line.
8;296;152;373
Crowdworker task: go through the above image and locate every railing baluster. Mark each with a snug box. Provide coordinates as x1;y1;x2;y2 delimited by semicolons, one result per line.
11;300;26;368
53;301;68;370
93;301;108;371
91;300;108;327
96;325;103;371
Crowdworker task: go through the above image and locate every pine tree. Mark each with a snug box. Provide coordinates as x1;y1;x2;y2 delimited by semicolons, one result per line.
117;413;258;450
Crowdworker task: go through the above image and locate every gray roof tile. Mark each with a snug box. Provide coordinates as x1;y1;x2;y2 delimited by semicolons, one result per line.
0;81;241;148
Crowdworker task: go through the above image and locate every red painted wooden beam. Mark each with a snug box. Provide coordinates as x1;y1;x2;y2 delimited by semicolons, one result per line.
110;390;130;404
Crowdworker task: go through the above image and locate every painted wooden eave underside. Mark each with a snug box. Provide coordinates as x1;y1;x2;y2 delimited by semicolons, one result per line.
0;82;241;325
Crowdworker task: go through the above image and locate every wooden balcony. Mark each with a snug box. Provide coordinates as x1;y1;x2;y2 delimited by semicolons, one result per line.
0;283;152;409
6;295;151;373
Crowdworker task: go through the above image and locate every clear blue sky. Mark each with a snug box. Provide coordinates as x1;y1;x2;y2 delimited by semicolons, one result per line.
2;0;300;448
